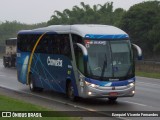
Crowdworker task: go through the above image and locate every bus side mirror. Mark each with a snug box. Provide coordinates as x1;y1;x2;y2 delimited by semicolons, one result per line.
132;43;143;60
76;43;88;62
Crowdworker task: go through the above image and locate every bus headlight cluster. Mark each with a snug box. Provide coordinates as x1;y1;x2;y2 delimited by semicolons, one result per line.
129;82;135;87
85;81;98;88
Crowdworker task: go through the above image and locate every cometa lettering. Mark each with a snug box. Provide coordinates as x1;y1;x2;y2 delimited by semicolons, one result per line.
47;57;63;67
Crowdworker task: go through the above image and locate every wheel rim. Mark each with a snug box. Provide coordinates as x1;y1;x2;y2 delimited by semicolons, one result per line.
30;81;33;90
68;83;74;99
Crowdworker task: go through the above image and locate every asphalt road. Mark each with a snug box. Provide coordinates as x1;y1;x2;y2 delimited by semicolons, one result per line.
0;59;160;120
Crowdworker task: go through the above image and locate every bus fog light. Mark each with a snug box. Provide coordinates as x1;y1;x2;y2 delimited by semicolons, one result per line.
88;92;92;95
132;91;135;94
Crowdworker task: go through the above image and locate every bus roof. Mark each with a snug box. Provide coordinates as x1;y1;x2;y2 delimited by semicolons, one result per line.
18;24;129;39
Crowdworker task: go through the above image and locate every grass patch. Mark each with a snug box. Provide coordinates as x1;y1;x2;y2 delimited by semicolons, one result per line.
0;94;47;111
0;94;79;120
136;71;160;79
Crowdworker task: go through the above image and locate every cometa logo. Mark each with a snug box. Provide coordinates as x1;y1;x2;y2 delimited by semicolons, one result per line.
47;56;63;67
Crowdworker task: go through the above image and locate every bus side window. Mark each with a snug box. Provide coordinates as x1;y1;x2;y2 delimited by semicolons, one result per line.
72;34;84;73
60;34;72;59
56;35;61;54
18;35;30;52
53;34;72;59
72;34;83;44
34;34;48;53
74;46;84;73
42;35;50;53
47;37;54;54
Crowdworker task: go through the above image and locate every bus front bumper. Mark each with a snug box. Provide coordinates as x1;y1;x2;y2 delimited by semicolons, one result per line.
82;82;135;98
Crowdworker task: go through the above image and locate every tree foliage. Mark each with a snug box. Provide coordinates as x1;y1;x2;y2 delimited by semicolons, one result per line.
47;2;126;26
120;1;160;57
0;21;47;45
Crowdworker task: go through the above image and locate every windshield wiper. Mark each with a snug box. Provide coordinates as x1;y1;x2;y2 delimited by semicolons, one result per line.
126;65;133;76
100;54;107;80
88;65;93;76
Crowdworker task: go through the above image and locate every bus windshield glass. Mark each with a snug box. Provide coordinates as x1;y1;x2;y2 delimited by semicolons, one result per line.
85;40;132;80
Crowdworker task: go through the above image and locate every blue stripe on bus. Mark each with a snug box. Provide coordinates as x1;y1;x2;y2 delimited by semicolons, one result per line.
85;77;135;87
85;34;129;39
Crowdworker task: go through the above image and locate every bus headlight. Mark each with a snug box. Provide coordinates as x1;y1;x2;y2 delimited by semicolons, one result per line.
85;81;98;88
129;82;134;87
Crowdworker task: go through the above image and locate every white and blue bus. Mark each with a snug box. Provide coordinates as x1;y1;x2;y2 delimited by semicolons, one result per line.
17;25;142;101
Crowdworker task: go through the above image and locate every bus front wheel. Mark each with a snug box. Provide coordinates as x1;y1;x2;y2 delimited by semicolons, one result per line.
67;82;76;101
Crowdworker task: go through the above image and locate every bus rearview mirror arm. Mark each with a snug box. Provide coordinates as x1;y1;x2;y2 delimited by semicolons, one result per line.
132;43;143;60
76;43;88;62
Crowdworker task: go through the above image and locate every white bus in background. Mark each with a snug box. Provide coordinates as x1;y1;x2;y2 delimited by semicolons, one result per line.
3;38;17;67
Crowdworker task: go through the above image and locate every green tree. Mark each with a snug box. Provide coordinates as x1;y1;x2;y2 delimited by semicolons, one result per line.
47;2;125;26
120;1;160;57
149;23;160;53
0;21;47;45
113;8;126;27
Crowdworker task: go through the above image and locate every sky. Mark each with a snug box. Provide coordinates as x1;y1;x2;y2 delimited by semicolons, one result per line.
0;0;149;24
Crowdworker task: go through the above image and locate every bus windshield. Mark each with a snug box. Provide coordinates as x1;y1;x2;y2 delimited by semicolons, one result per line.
85;40;133;80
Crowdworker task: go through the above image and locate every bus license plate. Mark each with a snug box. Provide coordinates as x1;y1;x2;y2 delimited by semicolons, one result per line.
109;92;118;96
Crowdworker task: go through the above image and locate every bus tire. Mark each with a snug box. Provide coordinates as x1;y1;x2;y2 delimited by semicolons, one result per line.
67;81;76;101
108;97;117;102
29;74;37;92
29;74;43;92
29;78;36;92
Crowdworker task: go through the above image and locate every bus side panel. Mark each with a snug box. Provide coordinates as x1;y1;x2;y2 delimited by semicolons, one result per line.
31;53;57;90
30;53;78;95
17;52;30;84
